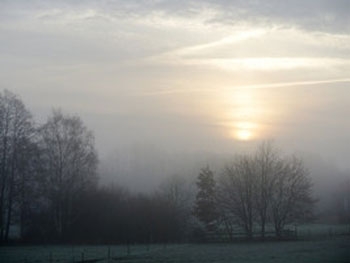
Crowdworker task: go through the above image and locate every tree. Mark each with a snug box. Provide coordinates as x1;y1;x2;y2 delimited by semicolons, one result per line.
0;90;35;242
39;110;98;240
253;142;283;239
270;156;314;238
218;155;256;239
15;136;44;240
193;166;218;231
333;177;350;224
157;174;193;241
217;142;315;240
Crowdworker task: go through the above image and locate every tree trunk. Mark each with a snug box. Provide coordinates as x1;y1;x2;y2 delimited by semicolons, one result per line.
4;191;13;241
4;158;16;242
19;171;25;240
245;220;253;240
246;226;253;240
275;222;283;239
261;217;265;240
0;127;8;242
0;181;5;242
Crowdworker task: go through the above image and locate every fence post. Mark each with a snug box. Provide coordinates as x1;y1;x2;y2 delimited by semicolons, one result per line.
71;246;74;263
127;243;130;256
294;225;298;239
328;227;333;238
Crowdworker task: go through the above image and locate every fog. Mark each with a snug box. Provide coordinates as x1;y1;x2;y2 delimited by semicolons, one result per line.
1;0;349;194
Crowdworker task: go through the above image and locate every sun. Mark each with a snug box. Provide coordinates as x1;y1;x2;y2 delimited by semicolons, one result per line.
234;121;256;141
236;129;253;141
223;88;262;142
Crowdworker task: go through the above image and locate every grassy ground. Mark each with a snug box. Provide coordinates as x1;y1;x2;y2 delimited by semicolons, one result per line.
143;237;350;263
0;237;349;263
1;223;349;263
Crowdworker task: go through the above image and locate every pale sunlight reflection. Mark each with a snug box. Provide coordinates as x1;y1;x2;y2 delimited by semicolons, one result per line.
236;129;252;141
224;88;262;141
235;121;256;141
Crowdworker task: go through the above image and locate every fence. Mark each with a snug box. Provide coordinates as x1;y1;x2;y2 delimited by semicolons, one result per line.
0;243;167;263
203;223;350;242
1;224;349;262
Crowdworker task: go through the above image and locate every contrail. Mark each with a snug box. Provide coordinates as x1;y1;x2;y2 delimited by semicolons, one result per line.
133;78;350;96
233;78;350;90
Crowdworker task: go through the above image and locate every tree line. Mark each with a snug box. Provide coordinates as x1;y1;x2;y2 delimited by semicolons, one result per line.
0;90;99;243
0;89;316;244
0;90;195;244
194;142;315;240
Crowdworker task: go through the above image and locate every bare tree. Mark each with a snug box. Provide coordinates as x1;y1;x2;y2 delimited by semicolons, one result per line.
157;174;194;241
217;142;315;240
39;110;98;239
253;142;283;239
218;155;256;239
270;156;314;238
0;90;35;242
333;177;350;224
159;174;193;212
16;139;44;240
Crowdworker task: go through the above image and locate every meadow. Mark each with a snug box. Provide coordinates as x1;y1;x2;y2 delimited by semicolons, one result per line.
0;224;349;263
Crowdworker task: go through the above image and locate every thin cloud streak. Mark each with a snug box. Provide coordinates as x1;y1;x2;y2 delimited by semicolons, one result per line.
231;78;350;90
131;88;216;96
176;29;267;55
197;57;350;71
131;78;350;97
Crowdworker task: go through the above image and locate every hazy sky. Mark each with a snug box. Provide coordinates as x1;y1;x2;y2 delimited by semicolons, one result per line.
1;0;350;175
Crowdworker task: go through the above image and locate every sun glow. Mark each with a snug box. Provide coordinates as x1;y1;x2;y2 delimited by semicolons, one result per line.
224;88;262;141
234;121;256;141
236;129;252;141
235;128;253;141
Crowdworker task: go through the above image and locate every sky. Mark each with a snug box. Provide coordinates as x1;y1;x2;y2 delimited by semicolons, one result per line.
1;0;350;189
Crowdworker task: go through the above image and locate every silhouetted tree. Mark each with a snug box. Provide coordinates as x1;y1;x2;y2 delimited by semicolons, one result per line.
194;166;218;231
39;110;98;240
157;174;194;241
0;90;35;242
270;156;314;238
333;177;350;224
218;155;256;239
217;143;315;240
253;142;283;239
16;138;45;240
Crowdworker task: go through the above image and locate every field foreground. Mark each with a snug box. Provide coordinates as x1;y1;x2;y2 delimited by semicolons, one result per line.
1;237;349;263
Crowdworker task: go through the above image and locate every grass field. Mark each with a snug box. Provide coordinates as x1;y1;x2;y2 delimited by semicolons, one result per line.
0;224;349;263
1;237;349;263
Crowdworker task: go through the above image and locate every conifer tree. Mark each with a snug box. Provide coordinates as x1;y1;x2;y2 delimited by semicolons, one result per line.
194;166;217;230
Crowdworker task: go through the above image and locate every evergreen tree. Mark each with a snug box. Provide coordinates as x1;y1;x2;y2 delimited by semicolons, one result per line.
194;166;217;230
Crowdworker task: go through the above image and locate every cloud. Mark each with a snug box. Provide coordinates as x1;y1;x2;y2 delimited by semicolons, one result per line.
203;0;350;32
1;0;349;172
142;25;350;76
231;78;350;90
2;0;349;34
103;0;350;33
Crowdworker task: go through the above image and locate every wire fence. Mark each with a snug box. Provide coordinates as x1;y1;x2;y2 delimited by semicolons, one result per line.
0;243;167;263
203;223;350;242
1;224;349;263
